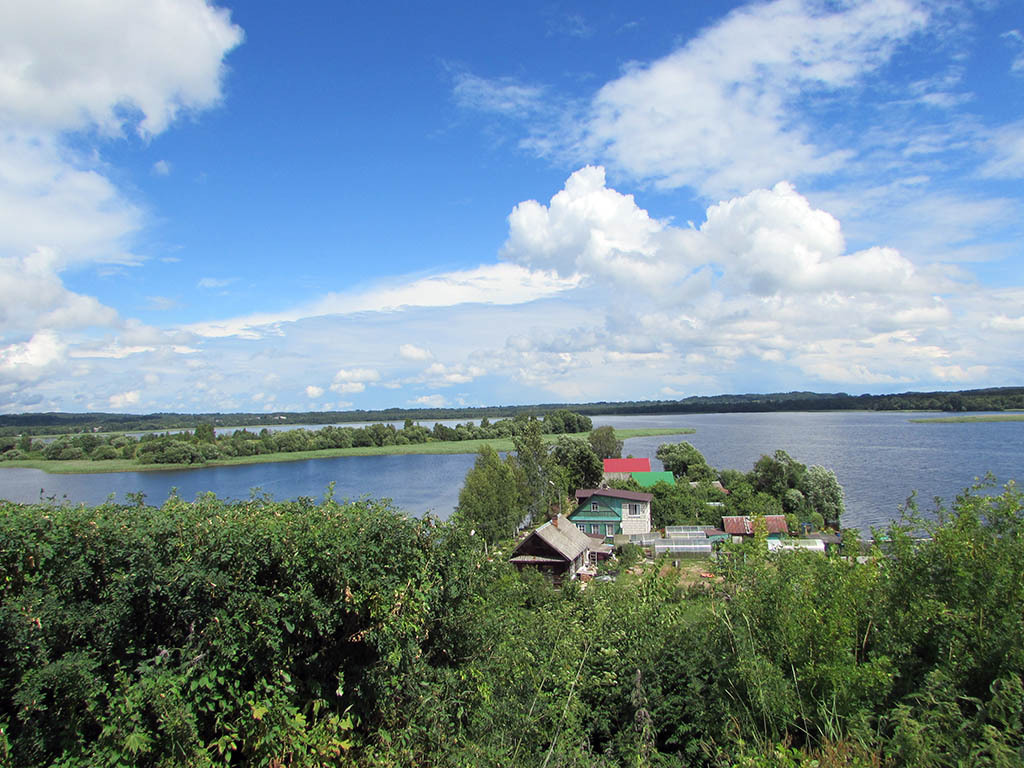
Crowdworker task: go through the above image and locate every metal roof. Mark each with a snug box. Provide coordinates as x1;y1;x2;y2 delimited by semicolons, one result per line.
631;471;675;487
575;488;654;503
721;515;789;535
603;458;651;473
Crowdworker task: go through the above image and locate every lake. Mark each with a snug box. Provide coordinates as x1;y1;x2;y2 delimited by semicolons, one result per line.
1;411;1021;531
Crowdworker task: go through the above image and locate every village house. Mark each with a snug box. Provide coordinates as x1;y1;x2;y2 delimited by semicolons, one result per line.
631;471;675;488
570;488;653;538
601;457;651;483
509;515;592;584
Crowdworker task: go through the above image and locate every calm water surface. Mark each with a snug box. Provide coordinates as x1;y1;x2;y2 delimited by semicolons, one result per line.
1;411;1020;531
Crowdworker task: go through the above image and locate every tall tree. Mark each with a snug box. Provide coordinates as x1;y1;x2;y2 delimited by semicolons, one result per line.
455;445;523;544
193;422;216;443
799;465;845;526
749;449;806;498
549;436;603;492
656;441;714;482
587;425;623;459
511;419;550;525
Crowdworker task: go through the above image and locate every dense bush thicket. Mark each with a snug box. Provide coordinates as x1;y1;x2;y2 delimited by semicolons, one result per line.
2;480;1022;766
1;410;593;466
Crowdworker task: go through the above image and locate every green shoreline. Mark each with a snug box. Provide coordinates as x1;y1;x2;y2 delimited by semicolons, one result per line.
910;413;1024;424
0;427;693;475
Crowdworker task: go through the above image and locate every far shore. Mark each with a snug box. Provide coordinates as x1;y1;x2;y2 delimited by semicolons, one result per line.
909;414;1024;424
0;427;693;475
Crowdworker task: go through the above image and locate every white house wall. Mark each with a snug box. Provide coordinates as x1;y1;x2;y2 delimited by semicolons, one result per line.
619;501;652;536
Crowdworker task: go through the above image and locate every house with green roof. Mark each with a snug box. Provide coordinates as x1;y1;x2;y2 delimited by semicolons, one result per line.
631;471;675;488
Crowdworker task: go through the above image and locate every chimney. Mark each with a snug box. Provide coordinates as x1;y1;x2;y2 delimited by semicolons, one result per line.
552;515;559;528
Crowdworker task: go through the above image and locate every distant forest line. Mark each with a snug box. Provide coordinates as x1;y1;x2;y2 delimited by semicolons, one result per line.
2;386;1023;437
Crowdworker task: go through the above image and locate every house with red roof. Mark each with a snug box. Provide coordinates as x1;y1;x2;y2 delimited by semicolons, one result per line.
602;457;651;483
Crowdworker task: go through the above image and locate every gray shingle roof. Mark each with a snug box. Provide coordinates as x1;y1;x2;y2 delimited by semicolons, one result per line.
514;515;591;561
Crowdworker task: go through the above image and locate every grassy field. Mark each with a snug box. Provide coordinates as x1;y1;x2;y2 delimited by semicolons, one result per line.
909;413;1024;423
0;427;694;474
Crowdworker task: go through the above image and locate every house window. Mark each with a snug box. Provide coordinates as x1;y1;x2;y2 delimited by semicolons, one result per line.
626;503;643;516
591;502;599;512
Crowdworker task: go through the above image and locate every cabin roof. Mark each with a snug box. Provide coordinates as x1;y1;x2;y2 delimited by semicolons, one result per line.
512;515;591;562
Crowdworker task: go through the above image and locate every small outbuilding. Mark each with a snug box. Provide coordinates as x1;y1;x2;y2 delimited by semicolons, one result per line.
721;515;790;540
510;515;592;584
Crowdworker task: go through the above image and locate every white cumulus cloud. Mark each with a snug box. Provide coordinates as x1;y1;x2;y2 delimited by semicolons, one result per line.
0;330;65;378
502;165;693;289
0;0;243;136
399;343;432;361
330;367;380;394
411;394;447;408
0;0;243;394
574;0;929;196
108;390;140;409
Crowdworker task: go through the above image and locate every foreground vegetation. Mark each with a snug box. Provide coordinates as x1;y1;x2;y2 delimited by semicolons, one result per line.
2;479;1021;766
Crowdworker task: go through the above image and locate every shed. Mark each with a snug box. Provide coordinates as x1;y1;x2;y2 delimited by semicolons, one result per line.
721;515;789;538
704;528;731;546
510;515;592;584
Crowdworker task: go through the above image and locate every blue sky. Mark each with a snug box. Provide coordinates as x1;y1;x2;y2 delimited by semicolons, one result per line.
2;0;1023;413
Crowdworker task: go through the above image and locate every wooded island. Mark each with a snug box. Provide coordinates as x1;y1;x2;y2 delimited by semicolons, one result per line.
0;410;691;473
